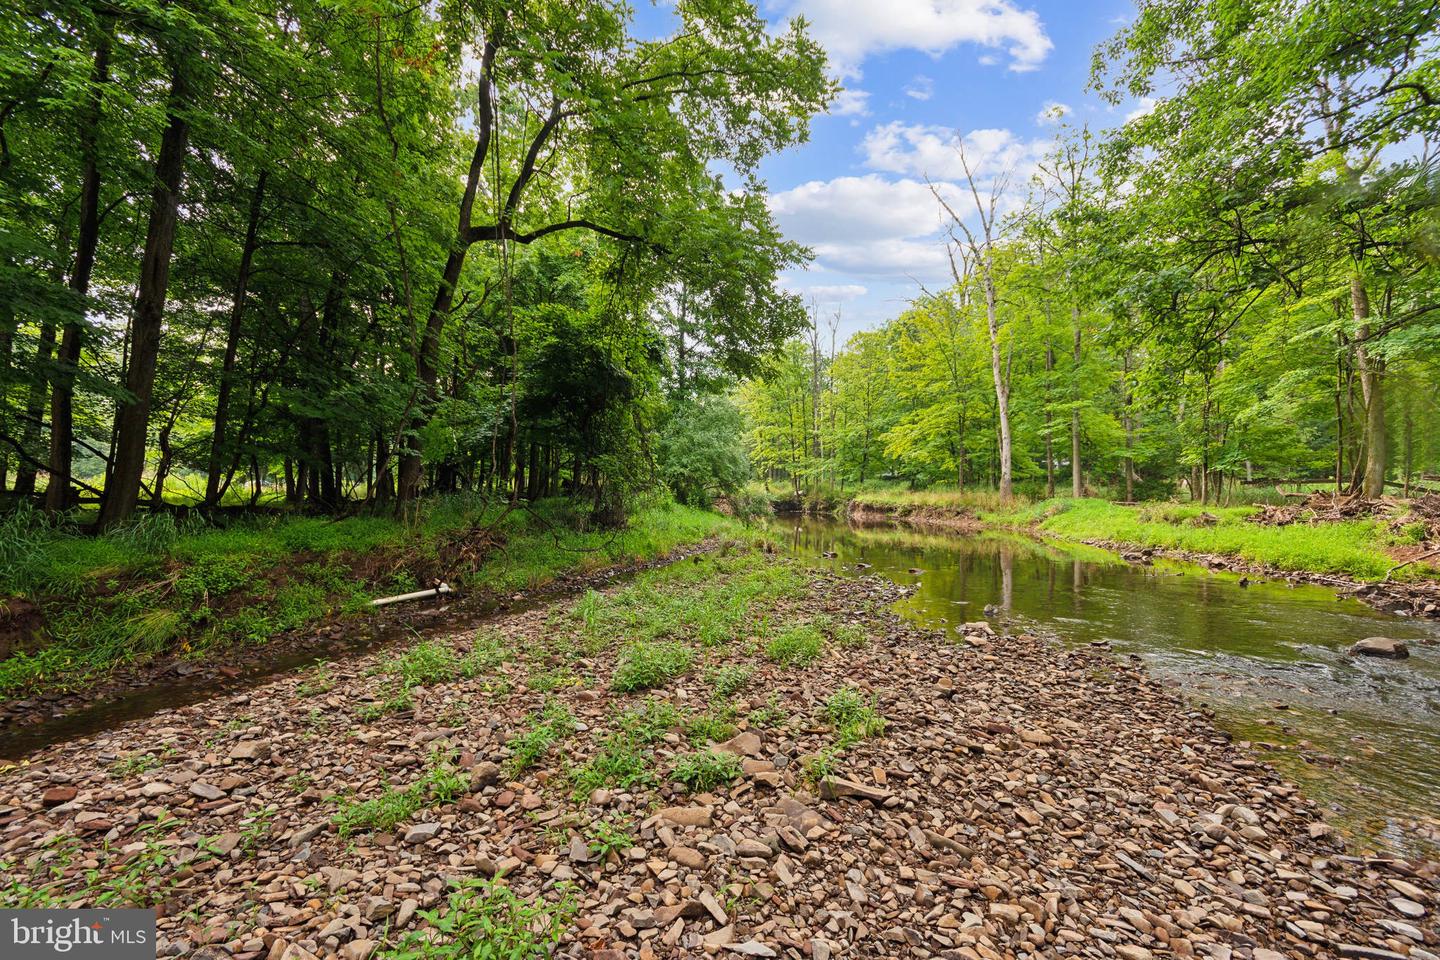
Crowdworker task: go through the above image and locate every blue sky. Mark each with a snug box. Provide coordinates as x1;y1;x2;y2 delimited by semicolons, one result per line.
641;0;1146;337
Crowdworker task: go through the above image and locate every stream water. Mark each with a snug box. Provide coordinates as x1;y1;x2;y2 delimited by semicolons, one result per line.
774;517;1440;859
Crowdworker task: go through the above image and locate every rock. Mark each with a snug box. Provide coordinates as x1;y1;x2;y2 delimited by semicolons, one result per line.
729;943;777;957
715;731;763;757
140;781;175;797
735;838;774;858
189;781;225;800
1115;947;1153;960
469;761;501;788
230;741;271;761
669;845;705;869
403;822;441;844
340;941;377;960
658;805;712;827
817;776;892;804
1349;637;1410;659
41;786;77;807
1391;898;1425;919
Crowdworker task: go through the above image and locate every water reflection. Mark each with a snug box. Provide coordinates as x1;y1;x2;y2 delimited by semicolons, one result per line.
777;517;1440;856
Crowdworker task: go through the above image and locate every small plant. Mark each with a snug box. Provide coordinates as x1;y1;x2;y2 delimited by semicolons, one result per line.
504;700;577;777
109;751;164;779
585;818;635;859
830;622;868;648
527;667;575;692
333;753;465;836
285;772;316;794
570;734;655;799
823;686;885;745
801;746;843;784
765;622;824;665
396;640;463;688
670;749;741;792
707;663;753;697
683;705;738;746
297;659;336;696
611;640;692;692
379;878;576;959
617;698;683;743
357;684;414;721
746;695;789;730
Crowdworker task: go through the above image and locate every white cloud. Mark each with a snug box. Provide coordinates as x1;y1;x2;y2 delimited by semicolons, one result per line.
1035;100;1071;125
780;0;1052;79
904;75;934;101
860;121;1048;182
767;175;960;284
831;87;871;117
1125;97;1158;122
807;283;869;301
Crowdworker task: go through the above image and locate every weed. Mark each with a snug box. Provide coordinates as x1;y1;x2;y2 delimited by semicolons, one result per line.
378;878;576;959
670;749;741;792
109;751;163;779
297;660;336;697
802;746;843;784
611;640;692;692
333;753;465;836
683;705;738;746
570;735;655;799
617;698;683;743
504;701;577;777
707;664;753;697
822;687;885;746
585;818;635;859
357;685;414;721
766;622;824;665
746;695;789;729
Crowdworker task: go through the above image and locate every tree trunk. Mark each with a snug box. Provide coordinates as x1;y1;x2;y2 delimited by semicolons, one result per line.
1070;305;1082;498
1351;277;1386;498
1044;341;1055;498
982;263;1012;501
205;170;267;507
46;29;110;512
99;64;190;528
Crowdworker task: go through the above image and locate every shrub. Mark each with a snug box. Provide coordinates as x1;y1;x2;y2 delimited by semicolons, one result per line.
379;878;575;959
707;664;753;697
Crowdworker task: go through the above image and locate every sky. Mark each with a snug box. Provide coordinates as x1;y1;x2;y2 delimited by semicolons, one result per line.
638;0;1146;339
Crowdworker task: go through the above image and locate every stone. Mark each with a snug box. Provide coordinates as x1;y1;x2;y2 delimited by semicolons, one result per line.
729;943;777;957
469;761;501;788
735;838;774;859
140;782;175;797
817;776;892;804
1390;898;1425;919
229;741;271;761
41;786;77;807
1349;637;1410;659
658;805;712;827
340;941;377;960
669;845;705;869
715;731;763;757
189;781;225;800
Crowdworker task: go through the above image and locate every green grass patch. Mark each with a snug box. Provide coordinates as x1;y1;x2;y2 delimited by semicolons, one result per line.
765;622;825;665
983;497;1411;581
610;640;693;692
378;878;576;959
504;700;577;777
670;749;741;792
332;753;467;836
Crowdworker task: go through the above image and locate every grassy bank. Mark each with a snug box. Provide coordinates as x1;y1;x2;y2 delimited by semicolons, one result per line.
847;488;1433;582
0;497;738;700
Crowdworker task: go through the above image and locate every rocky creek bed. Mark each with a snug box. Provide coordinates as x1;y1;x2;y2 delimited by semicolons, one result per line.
0;547;1435;960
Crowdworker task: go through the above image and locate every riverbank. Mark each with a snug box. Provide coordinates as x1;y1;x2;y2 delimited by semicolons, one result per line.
2;547;1434;959
843;492;1440;618
0;499;738;713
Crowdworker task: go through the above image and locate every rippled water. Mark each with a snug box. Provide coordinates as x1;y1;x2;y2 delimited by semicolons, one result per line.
775;517;1440;858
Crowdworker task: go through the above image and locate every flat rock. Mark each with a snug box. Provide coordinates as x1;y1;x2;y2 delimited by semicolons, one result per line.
1349;637;1410;659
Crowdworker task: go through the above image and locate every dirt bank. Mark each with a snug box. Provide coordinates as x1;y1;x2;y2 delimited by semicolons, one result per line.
847;500;985;534
2;550;1434;959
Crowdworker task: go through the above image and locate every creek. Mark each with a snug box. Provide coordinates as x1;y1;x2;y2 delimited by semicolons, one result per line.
775;516;1440;859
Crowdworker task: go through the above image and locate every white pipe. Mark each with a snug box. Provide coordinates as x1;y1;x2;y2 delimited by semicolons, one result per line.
370;582;452;607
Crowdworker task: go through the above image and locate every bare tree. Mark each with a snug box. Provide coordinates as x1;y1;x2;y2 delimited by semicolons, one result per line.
930;140;1017;502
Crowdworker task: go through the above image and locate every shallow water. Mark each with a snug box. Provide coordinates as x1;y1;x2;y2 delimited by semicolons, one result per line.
775;517;1440;858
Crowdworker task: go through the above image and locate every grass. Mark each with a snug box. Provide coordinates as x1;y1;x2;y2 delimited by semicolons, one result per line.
332;753;467;836
0;496;737;701
671;749;742;792
504;700;577;777
765;621;825;665
983;497;1416;581
378;878;576;959
822;687;885;746
610;640;693;692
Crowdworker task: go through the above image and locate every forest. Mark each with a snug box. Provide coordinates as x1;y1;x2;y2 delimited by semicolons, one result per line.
0;0;828;527
742;2;1440;506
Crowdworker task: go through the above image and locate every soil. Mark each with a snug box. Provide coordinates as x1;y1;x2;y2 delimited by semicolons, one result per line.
1;555;1435;959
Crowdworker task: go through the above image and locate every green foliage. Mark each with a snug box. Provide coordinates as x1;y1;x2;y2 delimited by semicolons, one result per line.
707;663;753;697
333;753;466;836
584;818;635;859
765;622;825;665
569;734;656;799
658;396;751;506
822;687;885;746
504;701;577;777
610;641;693;692
670;749;742;792
379;879;576;960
